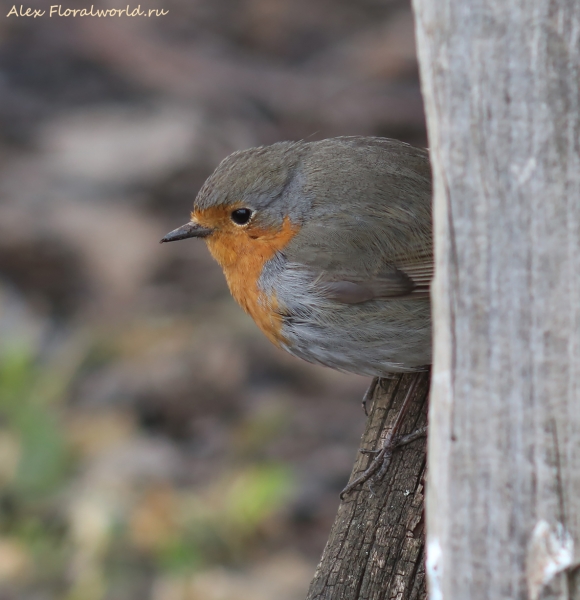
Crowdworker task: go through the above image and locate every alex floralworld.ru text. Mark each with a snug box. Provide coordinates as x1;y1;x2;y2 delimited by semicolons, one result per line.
6;5;168;17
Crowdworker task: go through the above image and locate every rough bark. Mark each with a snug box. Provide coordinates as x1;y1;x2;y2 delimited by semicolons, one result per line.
306;372;429;600
412;1;580;598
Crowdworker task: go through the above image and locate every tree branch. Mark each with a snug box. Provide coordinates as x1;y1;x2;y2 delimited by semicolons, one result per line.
306;371;430;600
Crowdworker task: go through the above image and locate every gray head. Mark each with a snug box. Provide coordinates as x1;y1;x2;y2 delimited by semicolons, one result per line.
160;141;310;243
159;136;430;244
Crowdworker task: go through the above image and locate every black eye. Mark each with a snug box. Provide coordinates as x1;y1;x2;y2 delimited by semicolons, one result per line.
231;208;253;225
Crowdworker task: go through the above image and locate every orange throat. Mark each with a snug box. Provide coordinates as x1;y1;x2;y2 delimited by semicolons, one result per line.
203;216;299;347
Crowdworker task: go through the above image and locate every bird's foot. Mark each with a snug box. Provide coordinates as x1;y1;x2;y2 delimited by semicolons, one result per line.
342;377;426;499
361;377;381;416
340;426;427;498
361;375;398;416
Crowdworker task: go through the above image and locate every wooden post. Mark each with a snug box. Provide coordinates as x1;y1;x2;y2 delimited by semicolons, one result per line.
306;372;429;600
412;0;580;598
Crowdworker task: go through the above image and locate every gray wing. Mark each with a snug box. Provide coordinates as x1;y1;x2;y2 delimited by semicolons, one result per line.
284;137;433;305
314;253;432;304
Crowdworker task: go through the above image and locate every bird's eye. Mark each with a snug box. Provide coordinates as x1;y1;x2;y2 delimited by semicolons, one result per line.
231;208;253;225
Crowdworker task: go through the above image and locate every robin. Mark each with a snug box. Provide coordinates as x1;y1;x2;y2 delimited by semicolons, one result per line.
161;136;432;494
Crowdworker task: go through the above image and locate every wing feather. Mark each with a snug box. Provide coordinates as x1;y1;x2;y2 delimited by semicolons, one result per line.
282;137;433;306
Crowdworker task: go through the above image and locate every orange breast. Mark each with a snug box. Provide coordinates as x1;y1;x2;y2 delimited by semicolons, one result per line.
196;212;299;347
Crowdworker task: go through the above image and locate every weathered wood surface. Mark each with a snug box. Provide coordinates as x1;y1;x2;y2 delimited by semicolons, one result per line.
306;372;429;600
412;1;580;598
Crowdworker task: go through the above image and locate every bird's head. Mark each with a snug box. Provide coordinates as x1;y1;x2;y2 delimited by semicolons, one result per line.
160;142;308;268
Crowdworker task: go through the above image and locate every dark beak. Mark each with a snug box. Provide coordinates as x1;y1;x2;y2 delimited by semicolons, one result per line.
160;222;213;243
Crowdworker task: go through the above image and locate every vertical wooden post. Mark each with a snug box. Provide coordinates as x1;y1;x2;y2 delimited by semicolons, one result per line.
412;0;580;598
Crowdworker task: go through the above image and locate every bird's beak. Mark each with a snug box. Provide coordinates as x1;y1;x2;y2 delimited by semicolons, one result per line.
159;222;213;243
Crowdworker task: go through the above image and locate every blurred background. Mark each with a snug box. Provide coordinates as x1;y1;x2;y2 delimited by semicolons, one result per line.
0;1;426;598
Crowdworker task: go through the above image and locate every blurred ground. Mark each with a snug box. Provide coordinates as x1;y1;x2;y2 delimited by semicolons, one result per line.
0;1;426;598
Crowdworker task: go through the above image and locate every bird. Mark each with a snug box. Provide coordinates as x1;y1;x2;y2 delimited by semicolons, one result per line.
161;136;432;494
